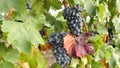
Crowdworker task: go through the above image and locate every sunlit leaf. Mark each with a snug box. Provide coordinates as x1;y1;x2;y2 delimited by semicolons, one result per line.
112;16;120;33
98;4;106;22
91;60;105;68
0;0;27;13
1;15;45;53
0;61;15;68
0;42;19;64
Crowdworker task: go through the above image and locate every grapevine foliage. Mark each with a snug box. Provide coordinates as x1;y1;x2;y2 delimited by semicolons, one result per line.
0;0;120;68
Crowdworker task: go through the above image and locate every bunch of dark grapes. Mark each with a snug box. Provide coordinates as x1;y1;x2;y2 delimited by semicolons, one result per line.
48;32;71;68
39;28;45;37
63;4;84;36
108;27;115;47
108;27;114;40
0;30;3;39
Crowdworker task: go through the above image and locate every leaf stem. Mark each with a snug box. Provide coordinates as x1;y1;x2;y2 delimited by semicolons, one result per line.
84;21;88;33
63;0;66;8
6;8;15;20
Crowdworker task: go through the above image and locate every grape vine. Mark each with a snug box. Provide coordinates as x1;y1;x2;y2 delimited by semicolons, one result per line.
0;0;120;68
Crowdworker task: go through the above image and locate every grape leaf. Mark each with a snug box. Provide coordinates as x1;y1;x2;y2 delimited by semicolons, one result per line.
32;0;46;14
44;13;64;32
0;42;19;64
0;0;27;13
1;16;45;53
75;44;87;57
116;0;120;13
63;34;75;55
112;16;120;33
70;58;79;68
84;43;95;55
31;46;47;68
0;61;15;68
74;33;95;57
84;3;97;16
88;35;104;51
97;23;108;34
50;63;61;68
47;0;62;10
63;33;95;57
91;60;105;68
98;4;106;22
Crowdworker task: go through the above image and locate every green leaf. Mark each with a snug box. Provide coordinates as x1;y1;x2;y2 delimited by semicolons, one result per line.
32;0;46;14
109;56;116;68
91;60;105;68
74;0;96;16
0;42;20;64
116;0;120;13
84;3;97;16
77;58;84;68
50;63;61;68
43;0;50;11
0;0;27;13
116;39;120;49
1;16;45;53
45;13;64;32
98;44;113;60
88;35;104;51
97;23;108;34
48;0;62;10
0;61;15;68
98;4;106;22
73;0;85;5
112;16;120;33
31;46;47;68
70;58;79;68
29;57;37;68
19;53;29;63
67;0;75;6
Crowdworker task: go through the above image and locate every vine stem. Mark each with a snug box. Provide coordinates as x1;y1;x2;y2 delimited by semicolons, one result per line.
84;21;88;33
43;27;49;39
63;0;66;8
6;8;15;20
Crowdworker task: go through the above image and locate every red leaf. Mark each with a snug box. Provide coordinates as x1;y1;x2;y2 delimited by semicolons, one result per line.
75;44;87;57
84;43;95;54
63;34;75;54
63;32;95;58
74;33;95;57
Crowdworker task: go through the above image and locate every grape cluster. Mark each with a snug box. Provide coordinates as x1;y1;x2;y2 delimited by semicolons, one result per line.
108;27;114;40
108;27;115;47
48;32;71;68
0;30;3;39
63;4;84;36
39;28;45;37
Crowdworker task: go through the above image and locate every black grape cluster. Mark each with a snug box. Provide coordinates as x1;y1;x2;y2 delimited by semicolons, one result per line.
63;4;84;36
48;32;71;68
0;30;3;39
108;27;115;47
39;28;45;37
108;27;114;40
